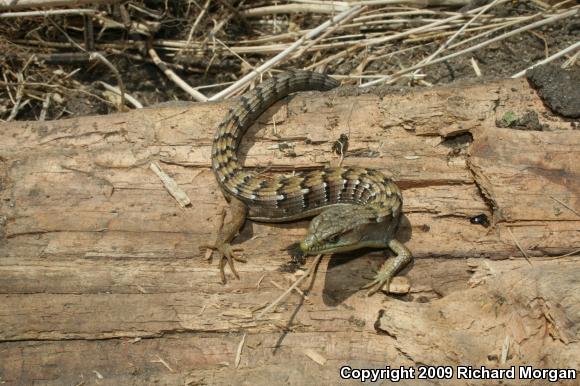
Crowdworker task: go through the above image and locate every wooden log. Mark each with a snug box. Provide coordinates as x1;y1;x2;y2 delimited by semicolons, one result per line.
0;77;578;385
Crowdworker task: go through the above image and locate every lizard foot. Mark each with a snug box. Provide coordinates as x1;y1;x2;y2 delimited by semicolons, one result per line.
361;268;392;296
361;240;412;296
203;242;246;284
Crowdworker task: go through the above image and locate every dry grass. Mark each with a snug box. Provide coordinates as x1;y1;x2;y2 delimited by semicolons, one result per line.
0;0;578;120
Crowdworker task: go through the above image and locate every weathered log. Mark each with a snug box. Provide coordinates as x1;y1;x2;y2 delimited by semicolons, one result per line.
0;77;578;385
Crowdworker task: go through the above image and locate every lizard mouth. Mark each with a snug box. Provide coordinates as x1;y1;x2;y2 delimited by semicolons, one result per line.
300;240;319;255
300;232;376;255
288;241;341;261
300;226;369;255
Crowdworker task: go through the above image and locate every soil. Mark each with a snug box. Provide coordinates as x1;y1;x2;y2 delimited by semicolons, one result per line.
527;64;580;118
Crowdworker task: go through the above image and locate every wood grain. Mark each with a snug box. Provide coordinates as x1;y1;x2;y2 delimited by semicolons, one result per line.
0;78;578;385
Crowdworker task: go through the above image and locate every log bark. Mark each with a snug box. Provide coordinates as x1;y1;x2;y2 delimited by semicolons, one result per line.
0;78;578;385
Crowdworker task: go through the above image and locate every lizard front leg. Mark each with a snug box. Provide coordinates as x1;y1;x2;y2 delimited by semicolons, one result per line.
204;196;248;283
363;239;412;296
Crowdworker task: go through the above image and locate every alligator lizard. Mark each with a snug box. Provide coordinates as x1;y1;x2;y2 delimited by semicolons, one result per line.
206;70;412;295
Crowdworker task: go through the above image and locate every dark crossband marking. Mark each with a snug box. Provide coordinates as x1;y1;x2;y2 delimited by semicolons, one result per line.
210;71;402;221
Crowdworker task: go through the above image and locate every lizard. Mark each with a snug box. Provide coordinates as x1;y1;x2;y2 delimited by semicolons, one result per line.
205;70;412;295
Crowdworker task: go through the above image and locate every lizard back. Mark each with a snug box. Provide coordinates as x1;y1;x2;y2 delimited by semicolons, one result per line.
212;70;402;222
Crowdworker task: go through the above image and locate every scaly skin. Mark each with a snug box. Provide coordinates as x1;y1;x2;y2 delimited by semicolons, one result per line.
206;70;412;295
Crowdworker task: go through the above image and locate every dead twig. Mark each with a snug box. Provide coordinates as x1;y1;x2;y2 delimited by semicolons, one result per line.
506;227;532;265
182;0;211;49
151;355;174;372
548;195;580;218
361;8;578;87
512;40;580;78
147;45;208;102
0;8;96;17
150;162;192;208
254;254;322;320
89;52;126;111
235;333;246;368
417;0;502;70
98;81;143;109
39;92;51;121
209;5;362;101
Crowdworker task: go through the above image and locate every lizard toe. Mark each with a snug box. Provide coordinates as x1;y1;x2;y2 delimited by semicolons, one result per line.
362;271;392;296
212;242;246;283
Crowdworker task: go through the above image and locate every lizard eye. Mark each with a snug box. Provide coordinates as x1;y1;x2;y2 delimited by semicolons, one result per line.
328;234;340;244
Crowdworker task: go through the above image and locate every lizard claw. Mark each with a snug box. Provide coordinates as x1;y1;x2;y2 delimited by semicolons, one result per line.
203;243;246;283
361;269;392;296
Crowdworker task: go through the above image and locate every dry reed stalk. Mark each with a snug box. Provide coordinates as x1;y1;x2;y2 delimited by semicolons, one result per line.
209;5;363;101
361;7;579;87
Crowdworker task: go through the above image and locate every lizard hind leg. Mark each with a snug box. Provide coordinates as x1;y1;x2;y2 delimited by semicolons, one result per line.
203;197;248;283
362;239;412;296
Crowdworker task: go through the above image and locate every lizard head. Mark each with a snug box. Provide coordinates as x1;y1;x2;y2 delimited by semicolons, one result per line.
299;204;397;255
